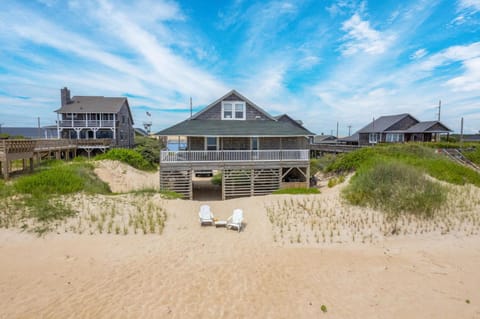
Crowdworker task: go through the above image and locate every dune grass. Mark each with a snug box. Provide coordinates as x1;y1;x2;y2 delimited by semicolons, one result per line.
326;144;480;187
95;148;156;171
343;160;447;219
1;161;111;234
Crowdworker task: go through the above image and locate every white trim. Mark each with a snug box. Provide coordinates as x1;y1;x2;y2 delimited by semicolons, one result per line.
222;101;246;120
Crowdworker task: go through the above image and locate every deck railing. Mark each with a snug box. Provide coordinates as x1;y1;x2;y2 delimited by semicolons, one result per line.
34;139;77;150
0;140;37;154
160;149;309;163
58;120;115;128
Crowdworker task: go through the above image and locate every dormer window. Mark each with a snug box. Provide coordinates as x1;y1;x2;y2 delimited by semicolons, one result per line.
222;101;245;120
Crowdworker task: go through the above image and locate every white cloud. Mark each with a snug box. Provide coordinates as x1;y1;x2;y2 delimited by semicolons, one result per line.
446;57;480;91
340;13;395;55
458;0;480;12
410;48;428;60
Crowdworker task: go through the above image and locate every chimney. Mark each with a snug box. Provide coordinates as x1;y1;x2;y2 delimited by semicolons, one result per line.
61;87;71;107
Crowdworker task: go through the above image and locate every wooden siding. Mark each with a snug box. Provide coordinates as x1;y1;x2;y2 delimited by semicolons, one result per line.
196;92;269;121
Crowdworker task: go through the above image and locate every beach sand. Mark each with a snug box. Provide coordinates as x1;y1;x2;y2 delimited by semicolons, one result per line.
1;193;480;318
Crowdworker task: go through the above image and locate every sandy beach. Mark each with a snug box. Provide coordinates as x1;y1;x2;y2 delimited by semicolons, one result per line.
1;192;480;318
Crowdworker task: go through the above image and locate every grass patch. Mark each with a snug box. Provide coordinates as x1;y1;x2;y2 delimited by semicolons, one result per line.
343;160;447;219
2;161;111;234
14;162;110;196
326;144;480;187
273;187;320;195
96;148;156;171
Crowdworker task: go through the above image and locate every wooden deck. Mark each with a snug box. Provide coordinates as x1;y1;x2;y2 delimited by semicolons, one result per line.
159;149;310;199
0;138;112;178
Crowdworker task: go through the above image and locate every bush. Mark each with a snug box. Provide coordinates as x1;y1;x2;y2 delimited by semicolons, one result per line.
343;160;447;218
134;136;161;165
211;172;222;186
96;148;155;171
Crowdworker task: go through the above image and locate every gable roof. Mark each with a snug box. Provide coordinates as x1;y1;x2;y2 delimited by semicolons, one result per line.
156;119;314;137
55;96;134;124
404;121;452;133
190;90;276;121
357;113;417;133
274;114;305;129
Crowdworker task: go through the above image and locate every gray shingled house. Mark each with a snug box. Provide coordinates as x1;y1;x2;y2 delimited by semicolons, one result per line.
342;113;451;145
55;87;134;150
156;90;314;199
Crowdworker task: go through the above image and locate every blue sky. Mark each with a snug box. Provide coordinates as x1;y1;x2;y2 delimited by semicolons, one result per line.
0;0;479;135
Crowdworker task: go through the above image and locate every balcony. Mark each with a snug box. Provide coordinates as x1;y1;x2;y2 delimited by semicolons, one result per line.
160;149;309;163
59;120;115;128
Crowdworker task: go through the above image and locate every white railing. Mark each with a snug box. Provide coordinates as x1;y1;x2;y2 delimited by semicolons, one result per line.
160;150;309;163
59;120;115;128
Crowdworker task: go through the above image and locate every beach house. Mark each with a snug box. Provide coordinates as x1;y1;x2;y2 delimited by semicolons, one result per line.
55;87;135;151
156;90;314;199
342;113;451;145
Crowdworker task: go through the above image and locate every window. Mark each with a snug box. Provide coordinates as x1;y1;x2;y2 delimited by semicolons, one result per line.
206;136;218;150
122;115;126;124
222;101;245;120
386;133;404;143
251;137;259;150
369;133;381;143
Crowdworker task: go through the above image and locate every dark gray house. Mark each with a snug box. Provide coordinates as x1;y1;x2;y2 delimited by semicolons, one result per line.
156;90;314;199
56;87;134;149
342;113;451;145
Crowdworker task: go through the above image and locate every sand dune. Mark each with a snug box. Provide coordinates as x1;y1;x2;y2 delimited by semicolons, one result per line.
1;191;480;318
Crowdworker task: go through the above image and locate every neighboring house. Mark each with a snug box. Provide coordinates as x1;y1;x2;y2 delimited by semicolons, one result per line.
342;113;451;145
312;134;338;144
55;87;134;149
156;90;315;199
0;126;57;139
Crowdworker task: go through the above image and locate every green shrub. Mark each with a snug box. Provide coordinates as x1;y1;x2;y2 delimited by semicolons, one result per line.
463;147;480;165
96;148;155;171
211;172;222;186
273;187;320;195
327;175;345;188
134;136;161;165
343;160;447;218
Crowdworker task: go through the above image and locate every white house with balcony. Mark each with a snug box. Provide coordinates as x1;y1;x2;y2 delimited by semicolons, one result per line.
55;87;134;150
156;90;314;200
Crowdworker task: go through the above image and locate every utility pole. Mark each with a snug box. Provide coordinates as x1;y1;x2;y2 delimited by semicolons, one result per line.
37;117;41;139
190;97;192;119
336;121;339;139
460;117;464;143
437;100;441;121
348;125;352;136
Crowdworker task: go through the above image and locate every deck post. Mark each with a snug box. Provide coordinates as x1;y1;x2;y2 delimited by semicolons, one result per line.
3;160;9;179
29;158;34;172
221;169;225;201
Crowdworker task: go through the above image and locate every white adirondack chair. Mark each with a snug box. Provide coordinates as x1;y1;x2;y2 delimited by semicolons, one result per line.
226;209;243;232
199;205;214;226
